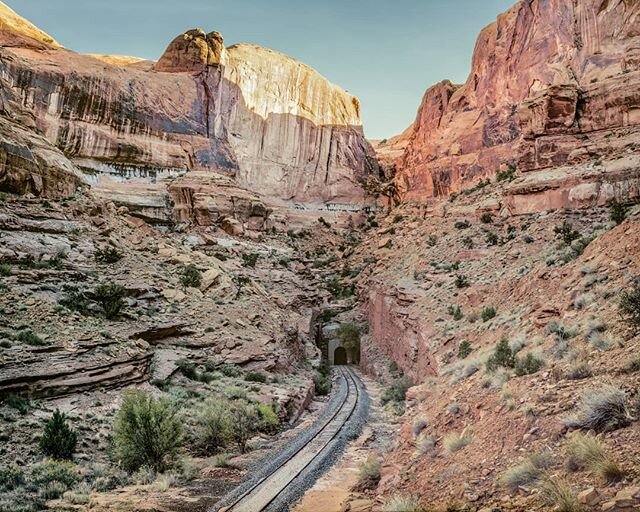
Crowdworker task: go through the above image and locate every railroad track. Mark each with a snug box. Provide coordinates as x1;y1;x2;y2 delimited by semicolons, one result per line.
217;366;361;512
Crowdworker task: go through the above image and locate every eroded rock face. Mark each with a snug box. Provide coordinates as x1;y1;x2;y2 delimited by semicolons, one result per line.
0;9;379;221
394;0;640;211
155;29;225;72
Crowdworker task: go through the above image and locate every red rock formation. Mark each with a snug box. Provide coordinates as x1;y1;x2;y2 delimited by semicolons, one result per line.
0;3;379;216
394;0;640;212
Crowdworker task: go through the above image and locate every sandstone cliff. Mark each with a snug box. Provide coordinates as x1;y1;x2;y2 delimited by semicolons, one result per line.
393;0;640;213
0;6;379;225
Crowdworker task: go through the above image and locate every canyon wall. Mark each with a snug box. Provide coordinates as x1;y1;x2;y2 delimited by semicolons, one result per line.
393;0;640;212
0;3;379;225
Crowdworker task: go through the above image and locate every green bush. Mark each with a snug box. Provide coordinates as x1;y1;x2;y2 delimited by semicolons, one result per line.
609;199;626;225
457;340;473;359
218;363;242;378
515;353;545;376
0;465;24;491
30;459;79;488
112;390;183;473
554;221;581;245
180;264;202;288
454;274;469;288
229;400;258;453
59;285;90;315
40;410;77;460
16;330;47;347
448;305;463;321
196;399;232;454
486;338;516;372
0;264;10;277
496;166;517;182
486;231;499;246
94;247;123;264
313;372;331;396
176;359;198;380
245;371;267;383
480;212;493;224
619;279;640;333
354;456;381;491
2;395;31;414
381;376;412;405
462;236;474;249
255;403;279;433
481;306;497;322
241;253;260;268
454;220;471;230
94;283;126;319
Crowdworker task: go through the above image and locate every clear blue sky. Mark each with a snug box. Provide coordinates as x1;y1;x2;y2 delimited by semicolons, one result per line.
7;0;515;139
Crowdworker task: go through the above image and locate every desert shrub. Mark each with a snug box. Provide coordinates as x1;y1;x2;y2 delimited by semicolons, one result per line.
2;395;31;414
354;456;381;491
412;417;428;437
383;494;423;512
486;338;516;372
554;221;581;245
30;459;79;489
427;235;437;247
457;340;473;359
547;320;578;340
152;471;179;492
496;166;516;182
94;282;126;319
499;459;542;491
0;465;24;491
196;399;232;455
448;305;463;321
485;231;499;246
336;322;361;354
59;285;90;314
229;400;258;453
563;384;632;433
112;390;183;473
565;432;624;482
62;482;92;504
480;212;493;224
587;331;615;352
415;434;437;456
241;253;260;268
40;410;77;460
567;363;593;380
313;372;331;396
537;475;581;512
454;220;471;230
481;306;496;322
0;264;10;276
245;370;267;383
218;363;242;378
454;274;469;288
609;199;626;225
623;357;640;373
381;376;412;405
94;247;123;264
318;216;332;228
180;264;202;288
619;279;640;332
462;236;474;249
255;403;279;433
515;353;545;376
176;359;199;380
39;480;67;499
16;330;47;347
443;429;473;454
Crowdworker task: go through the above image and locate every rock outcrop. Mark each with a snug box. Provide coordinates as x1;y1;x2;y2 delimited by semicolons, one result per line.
393;0;640;212
0;6;380;221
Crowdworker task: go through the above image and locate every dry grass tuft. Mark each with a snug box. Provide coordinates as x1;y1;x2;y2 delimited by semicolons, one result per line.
537;475;582;512
563;384;633;433
565;432;625;483
443;429;473;454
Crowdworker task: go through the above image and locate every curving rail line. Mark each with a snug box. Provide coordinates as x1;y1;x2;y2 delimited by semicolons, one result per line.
217;366;360;512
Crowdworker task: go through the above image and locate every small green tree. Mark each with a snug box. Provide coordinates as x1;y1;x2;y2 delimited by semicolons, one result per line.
94;283;126;319
486;337;516;372
609;199;626;225
457;340;473;359
619;280;640;333
229;400;258;453
515;353;545;376
197;398;232;454
112;390;183;473
180;264;202;288
40;410;77;461
554;221;581;245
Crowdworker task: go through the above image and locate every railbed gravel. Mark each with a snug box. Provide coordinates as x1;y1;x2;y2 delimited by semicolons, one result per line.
211;367;370;512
